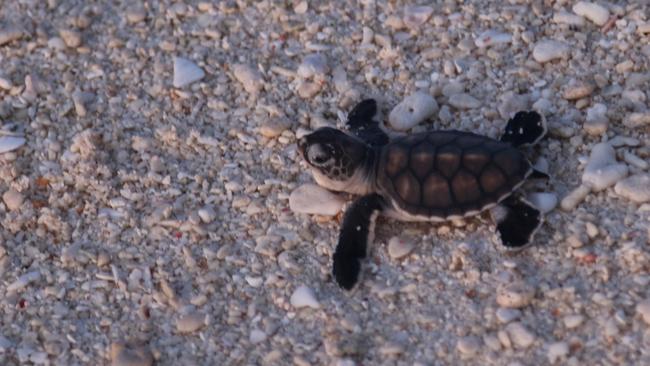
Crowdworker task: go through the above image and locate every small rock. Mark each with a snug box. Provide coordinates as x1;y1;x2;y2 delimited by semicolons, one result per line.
293;1;308;14
2;189;24;211
173;57;205;88
563;314;585;328
496;308;521;323
72;91;95;117
474;30;512;48
527;192;557;214
289;184;345;216
563;82;594;100
197;206;216;223
332;66;351;93
388;92;438;130
496;282;535;308
448;93;480;109
379;342;404;356
636;299;650;325
623;152;648;170
250;329;267;344
505;322;536;348
387;236;415;259
0;76;13;90
232;64;262;94
110;342;153;366
403;6;433;29
457;336;481;355
297;81;321;99
533;40;569;63
638;23;650;35
260;118;290;138
176;312;206;333
552;11;586;26
48;37;66;50
572;1;610;26
560;185;591;211
59;29;82;48
7;271;40;292
297;54;328;79
623;112;650;128
290;285;320;309
0;27;23;46
582;143;628;192
584;103;608;135
498;93;529;119
126;7;146;24
547;341;569;363
614;174;650;203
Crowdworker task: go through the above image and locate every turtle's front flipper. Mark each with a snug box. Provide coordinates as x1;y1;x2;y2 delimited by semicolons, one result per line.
500;111;547;147
346;99;390;147
491;196;542;249
333;193;384;290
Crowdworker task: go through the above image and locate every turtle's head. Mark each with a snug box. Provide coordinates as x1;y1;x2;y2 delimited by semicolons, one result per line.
297;127;372;193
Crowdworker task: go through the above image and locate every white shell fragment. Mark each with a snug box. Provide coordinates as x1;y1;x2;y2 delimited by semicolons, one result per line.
572;1;610;26
533;40;569;63
614;174;650;203
289;184;345;216
474;30;512;48
0;136;26;154
581;143;628;192
527;192;558;214
290;285;320;309
388;92;438;131
172;57;205;88
387;236;415;259
297;54;328;79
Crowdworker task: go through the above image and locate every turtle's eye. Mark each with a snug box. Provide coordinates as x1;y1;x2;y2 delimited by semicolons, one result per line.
307;144;332;166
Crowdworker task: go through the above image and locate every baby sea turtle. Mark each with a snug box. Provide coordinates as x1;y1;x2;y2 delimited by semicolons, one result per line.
297;99;548;290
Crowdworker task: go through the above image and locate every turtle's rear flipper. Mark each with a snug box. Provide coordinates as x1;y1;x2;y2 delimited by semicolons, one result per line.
346;99;390;147
491;196;542;249
333;193;384;290
500;111;547;147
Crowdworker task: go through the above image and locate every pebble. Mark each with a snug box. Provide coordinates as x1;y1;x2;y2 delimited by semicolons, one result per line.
403;6;433;29
614;174;650;203
447;93;480;109
623;112;650;128
496;282;535;308
260;118;290;138
563;82;594;100
582;143;628;192
379;342;404;356
563;314;585;328
290;285;320;309
496;308;521;323
297;81;321;99
197;206;216;223
126;7;147;24
7;271;41;292
547;341;569;363
623;152;647;170
584;103;608;135
297;54;328;79
457;336;481;355
0;27;23;46
173;57;205;88
110;342;153;366
552;11;586;26
289;184;345;216
636;299;650;325
48;37;66;50
2;189;24;211
498;93;528;119
0;136;26;154
0;76;12;90
388;92;438;130
572;2;610;26
505;322;536;348
59;29;82;48
474;30;512;48
532;40;569;63
232;64;262;94
638;23;650;35
293;1;308;14
527;192;558;214
249;329;267;344
387;236;415;259
176;312;206;333
72;91;94;117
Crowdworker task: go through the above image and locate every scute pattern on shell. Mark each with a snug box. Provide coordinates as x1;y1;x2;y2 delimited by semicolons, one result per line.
377;131;530;218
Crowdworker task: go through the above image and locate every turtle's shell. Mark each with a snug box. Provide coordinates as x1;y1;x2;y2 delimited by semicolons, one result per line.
377;131;531;220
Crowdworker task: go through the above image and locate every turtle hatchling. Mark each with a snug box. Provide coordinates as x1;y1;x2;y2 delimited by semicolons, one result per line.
297;99;548;290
